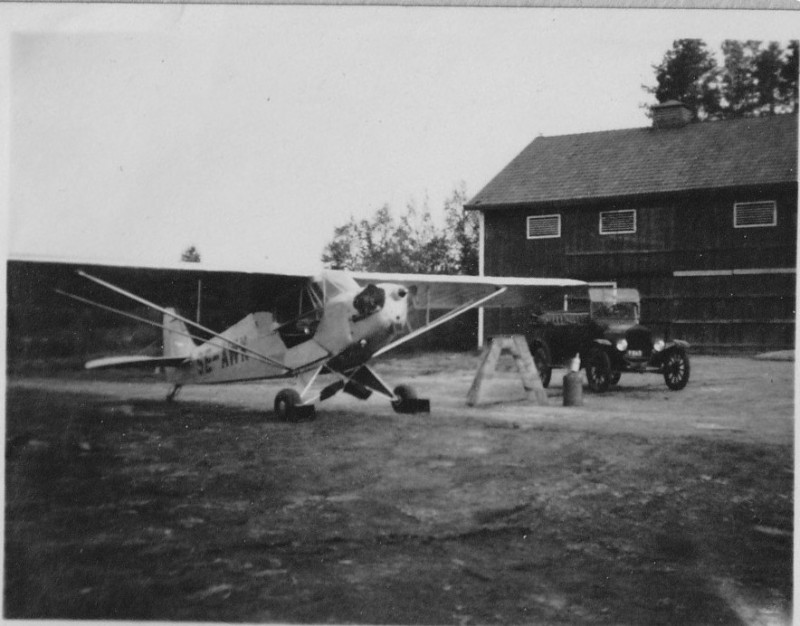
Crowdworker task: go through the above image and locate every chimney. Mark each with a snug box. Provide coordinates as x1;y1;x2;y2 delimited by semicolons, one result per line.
651;100;692;129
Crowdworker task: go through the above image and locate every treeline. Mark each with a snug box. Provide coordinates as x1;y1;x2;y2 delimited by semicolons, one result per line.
645;39;798;121
322;184;479;276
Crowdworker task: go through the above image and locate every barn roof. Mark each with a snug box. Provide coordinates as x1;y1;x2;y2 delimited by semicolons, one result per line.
466;113;798;209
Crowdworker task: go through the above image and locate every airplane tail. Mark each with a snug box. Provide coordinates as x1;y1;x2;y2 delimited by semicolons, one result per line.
163;308;195;358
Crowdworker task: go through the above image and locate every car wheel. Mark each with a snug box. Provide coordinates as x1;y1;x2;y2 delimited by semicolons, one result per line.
532;345;552;388
609;371;622;385
585;348;612;393
663;348;690;390
275;388;302;422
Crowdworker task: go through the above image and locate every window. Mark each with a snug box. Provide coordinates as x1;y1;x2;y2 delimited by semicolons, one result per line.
734;201;777;228
599;209;636;235
527;214;561;239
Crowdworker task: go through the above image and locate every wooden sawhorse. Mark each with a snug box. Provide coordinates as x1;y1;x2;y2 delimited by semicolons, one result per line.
466;335;548;407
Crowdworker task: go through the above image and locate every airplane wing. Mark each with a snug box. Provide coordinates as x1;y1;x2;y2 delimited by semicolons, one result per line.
9;254;585;369
7;252;321;278
349;271;586;309
85;355;190;370
349;271;587;357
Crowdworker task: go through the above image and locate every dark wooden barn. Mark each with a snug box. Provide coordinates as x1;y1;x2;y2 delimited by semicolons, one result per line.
466;102;797;353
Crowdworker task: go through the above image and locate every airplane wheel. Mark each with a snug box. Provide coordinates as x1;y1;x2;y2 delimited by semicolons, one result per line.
391;384;417;413
275;388;301;422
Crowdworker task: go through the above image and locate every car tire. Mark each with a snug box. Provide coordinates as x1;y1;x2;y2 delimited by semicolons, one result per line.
663;348;690;390
585;348;612;393
532;345;552;388
609;371;622;385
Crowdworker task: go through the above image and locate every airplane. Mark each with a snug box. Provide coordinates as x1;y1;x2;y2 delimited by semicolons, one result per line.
12;256;585;421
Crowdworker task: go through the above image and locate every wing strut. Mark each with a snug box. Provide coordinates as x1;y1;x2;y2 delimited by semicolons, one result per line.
57;289;207;346
76;271;291;372
373;286;508;358
56;289;262;366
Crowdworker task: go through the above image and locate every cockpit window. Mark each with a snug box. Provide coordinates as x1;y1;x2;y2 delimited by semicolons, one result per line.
274;281;325;347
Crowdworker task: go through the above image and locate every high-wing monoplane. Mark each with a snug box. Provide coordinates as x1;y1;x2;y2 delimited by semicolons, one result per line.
12;256;585;420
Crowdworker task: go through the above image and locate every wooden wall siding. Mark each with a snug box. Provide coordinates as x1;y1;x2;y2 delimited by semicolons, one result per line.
564;203;674;254
485;189;796;277
674;192;796;254
482;185;796;353
670;321;794;353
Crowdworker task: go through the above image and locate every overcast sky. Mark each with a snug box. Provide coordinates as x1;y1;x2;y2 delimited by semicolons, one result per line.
2;5;797;270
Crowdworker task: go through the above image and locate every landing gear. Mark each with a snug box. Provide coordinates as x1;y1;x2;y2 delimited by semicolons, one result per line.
166;384;182;402
274;388;316;422
391;385;430;414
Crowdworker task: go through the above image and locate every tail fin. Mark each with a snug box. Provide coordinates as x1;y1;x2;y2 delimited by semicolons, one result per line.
163;308;195;358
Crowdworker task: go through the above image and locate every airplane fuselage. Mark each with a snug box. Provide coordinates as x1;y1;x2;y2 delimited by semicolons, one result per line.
167;279;409;385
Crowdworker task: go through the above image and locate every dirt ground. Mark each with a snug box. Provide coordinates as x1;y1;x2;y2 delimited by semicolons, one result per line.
4;353;794;624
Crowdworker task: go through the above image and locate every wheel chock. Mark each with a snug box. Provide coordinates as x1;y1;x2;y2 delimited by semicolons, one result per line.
392;398;431;414
294;404;317;421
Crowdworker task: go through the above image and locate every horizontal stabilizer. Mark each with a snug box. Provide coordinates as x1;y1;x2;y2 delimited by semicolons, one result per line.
85;355;189;370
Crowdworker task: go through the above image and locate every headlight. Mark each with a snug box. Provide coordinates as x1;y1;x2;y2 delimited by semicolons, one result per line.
653;339;665;352
616;338;628;352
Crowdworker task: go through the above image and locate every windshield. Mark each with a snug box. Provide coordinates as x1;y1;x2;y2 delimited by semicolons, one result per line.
591;301;639;320
588;287;640;321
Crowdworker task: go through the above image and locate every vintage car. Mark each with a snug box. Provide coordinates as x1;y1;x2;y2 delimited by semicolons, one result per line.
528;286;690;392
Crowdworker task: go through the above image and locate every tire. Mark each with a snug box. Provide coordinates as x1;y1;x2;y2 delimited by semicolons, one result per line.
532;345;552;388
663;348;690;390
391;384;417;413
274;388;301;422
609;371;622;386
585;348;612;393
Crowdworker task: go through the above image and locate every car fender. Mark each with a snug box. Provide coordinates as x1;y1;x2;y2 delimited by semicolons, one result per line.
583;339;614;365
666;339;690;350
651;339;689;367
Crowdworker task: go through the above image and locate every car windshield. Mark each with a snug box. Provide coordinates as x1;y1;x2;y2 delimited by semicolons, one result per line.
591;301;639;320
588;288;640;321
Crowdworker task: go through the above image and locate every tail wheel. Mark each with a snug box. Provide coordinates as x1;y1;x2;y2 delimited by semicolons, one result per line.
532;345;552;389
585;348;612;393
663;348;690;390
275;389;302;422
166;384;182;402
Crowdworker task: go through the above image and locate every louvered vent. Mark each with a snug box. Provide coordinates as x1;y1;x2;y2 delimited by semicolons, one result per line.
599;209;636;235
527;214;561;239
734;201;776;228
